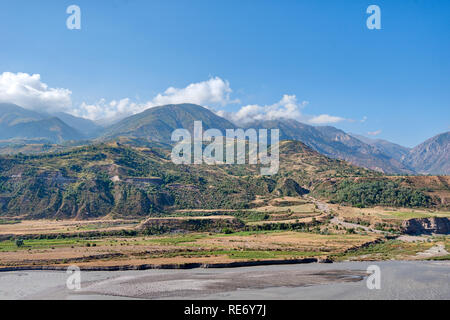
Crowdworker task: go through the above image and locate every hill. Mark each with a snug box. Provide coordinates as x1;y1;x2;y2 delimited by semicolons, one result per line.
0;139;379;219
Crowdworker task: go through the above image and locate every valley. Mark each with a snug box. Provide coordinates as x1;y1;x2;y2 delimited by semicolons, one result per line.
0;103;448;271
0;194;448;271
2;1;449;302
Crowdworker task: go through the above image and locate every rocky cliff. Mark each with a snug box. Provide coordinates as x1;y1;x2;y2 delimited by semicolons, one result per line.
402;217;450;235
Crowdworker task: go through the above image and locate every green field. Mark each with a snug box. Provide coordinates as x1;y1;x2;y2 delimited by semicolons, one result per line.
0;219;20;225
142;249;324;260
0;238;91;252
333;240;435;261
378;211;450;220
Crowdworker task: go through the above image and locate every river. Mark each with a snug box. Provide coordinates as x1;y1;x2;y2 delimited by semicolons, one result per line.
0;261;448;300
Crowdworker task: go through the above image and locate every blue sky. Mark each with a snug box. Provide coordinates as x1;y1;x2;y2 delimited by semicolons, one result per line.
0;0;449;147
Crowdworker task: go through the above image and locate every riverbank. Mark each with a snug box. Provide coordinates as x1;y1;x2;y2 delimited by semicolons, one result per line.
0;257;332;272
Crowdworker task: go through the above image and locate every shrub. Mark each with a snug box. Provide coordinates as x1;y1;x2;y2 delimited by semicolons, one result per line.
222;227;234;234
15;239;24;247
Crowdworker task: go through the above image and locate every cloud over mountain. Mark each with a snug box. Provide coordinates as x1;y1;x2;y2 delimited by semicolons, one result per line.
308;114;346;124
0;72;347;126
0;72;72;113
73;77;236;121
217;95;306;124
368;130;382;136
217;95;347;125
151;77;236;107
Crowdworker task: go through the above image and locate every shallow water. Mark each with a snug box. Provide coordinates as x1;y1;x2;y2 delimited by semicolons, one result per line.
0;261;449;300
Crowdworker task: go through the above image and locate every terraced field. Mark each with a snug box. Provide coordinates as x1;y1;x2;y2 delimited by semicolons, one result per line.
0;229;380;270
1;195;449;270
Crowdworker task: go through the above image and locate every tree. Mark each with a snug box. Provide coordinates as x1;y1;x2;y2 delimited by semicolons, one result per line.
15;239;24;247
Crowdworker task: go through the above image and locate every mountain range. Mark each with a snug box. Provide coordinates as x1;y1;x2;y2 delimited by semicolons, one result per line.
0;102;448;175
0;103;84;143
242;119;413;174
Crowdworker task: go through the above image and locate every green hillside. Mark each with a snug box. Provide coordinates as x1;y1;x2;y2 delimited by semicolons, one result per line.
0;139;383;220
103;104;236;143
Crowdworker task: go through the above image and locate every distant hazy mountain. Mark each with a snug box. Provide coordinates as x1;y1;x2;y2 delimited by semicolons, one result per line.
404;132;450;175
350;133;411;162
0;103;46;125
352;131;450;175
53;112;103;138
0;103;84;143
244;119;413;174
103;104;236;142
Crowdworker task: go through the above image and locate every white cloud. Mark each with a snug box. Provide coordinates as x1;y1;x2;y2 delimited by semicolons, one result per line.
152;77;236;107
73;77;237;121
0;73;236;121
217;95;308;124
368;130;382;136
308;114;346;125
73;98;146;122
217;95;347;125
0;72;72;113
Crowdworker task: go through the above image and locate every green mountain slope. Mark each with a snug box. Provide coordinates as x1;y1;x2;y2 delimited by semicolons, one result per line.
0;103;85;143
103;104;236;142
